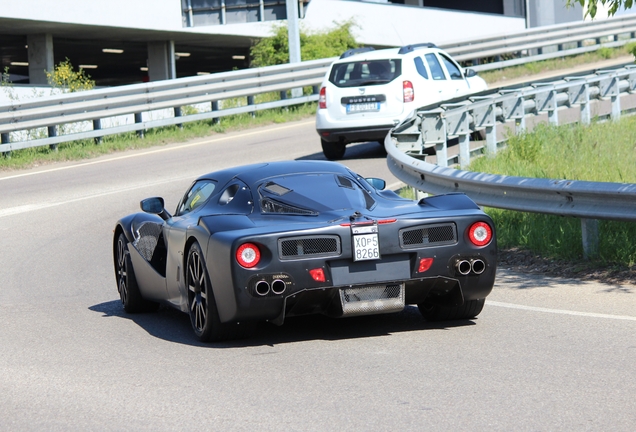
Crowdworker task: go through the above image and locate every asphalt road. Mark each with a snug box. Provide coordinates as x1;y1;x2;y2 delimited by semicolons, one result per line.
1;119;635;431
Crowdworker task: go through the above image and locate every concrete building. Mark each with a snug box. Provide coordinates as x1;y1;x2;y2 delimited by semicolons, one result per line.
0;0;590;87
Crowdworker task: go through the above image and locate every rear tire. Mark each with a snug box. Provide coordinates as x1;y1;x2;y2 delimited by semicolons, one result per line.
186;241;253;342
115;233;159;313
321;139;346;160
418;298;485;322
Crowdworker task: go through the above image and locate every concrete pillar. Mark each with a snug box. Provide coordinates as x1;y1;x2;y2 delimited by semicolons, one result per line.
27;34;54;85
147;41;176;82
286;0;302;98
528;0;582;27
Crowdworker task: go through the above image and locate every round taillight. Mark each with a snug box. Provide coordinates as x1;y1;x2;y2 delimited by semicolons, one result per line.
468;222;493;247
236;243;261;268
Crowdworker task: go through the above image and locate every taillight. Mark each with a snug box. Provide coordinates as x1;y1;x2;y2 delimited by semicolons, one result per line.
309;268;326;282
418;258;434;273
236;243;261;268
468;222;493;247
319;87;327;109
403;81;414;102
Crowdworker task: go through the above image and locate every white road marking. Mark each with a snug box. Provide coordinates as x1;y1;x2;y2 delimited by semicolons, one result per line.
0;120;315;182
0;174;194;218
487;300;636;321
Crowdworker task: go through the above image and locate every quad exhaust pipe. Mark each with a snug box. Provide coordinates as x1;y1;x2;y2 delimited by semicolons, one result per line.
254;279;287;296
471;259;486;275
255;280;270;296
271;279;286;295
456;260;472;275
455;258;486;276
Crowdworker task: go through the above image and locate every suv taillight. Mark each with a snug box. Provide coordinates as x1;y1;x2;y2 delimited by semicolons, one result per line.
403;81;414;102
319;87;327;109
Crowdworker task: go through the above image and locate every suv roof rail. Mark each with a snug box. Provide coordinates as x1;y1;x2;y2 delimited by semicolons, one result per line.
340;47;375;59
398;43;437;55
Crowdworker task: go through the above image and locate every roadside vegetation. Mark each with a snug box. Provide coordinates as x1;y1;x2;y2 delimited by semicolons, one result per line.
468;120;636;269
479;42;636;84
0;22;359;170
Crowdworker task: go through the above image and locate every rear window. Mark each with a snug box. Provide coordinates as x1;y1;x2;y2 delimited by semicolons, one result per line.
329;59;402;88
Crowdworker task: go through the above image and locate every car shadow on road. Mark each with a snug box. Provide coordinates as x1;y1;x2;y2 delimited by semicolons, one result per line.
89;300;478;348
296;141;387;161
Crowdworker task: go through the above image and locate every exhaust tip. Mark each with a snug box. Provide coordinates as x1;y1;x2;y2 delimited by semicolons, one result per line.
255;280;270;296
456;260;471;275
271;279;286;295
471;259;486;275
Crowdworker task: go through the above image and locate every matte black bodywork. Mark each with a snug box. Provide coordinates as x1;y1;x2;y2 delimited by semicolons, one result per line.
113;160;496;328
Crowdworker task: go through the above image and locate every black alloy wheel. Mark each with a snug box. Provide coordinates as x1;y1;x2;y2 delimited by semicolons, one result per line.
115;233;157;313
186;241;255;342
187;242;210;338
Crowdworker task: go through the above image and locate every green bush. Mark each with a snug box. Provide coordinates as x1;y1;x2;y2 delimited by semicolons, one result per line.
45;59;95;92
250;20;359;67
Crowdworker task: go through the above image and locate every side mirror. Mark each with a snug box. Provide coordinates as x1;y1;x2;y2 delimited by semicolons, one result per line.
140;197;171;220
365;178;386;190
465;68;477;78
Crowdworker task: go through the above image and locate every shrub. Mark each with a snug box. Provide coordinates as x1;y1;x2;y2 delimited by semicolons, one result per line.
250;20;359;67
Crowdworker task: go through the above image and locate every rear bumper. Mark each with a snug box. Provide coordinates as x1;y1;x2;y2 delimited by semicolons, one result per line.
316;125;394;144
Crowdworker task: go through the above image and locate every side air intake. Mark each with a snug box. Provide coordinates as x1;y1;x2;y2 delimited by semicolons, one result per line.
399;223;457;248
279;236;341;260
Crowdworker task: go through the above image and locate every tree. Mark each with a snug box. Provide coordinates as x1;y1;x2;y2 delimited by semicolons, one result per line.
566;0;634;18
250;21;359;67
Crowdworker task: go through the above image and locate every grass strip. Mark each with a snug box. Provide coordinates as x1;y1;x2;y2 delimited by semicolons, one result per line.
469;120;636;268
0;103;317;171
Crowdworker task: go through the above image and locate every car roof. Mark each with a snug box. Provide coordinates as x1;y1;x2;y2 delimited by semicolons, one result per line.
197;160;354;187
333;46;441;63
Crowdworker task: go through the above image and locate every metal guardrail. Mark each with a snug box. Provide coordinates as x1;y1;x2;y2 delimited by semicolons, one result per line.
440;13;636;72
2;14;636;154
390;65;636;168
0;58;334;153
386;65;636;257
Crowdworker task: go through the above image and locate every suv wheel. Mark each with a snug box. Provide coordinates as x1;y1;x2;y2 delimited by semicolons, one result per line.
321;139;346;160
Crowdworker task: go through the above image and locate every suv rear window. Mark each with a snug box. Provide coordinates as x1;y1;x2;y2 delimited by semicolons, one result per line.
329;59;402;88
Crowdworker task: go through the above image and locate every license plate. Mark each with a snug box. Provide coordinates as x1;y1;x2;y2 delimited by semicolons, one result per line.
346;102;380;114
353;233;380;261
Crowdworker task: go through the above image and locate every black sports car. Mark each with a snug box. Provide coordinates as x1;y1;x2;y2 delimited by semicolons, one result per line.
113;160;496;341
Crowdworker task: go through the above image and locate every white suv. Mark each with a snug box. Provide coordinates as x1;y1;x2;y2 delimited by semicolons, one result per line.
315;44;487;160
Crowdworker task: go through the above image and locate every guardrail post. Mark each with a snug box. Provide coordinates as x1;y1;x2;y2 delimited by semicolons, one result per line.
485;110;497;156
470;98;498;156
581;83;591;125
211;101;219;125
93;119;103;144
174;107;183;129
435;116;449;168
611;77;621;121
567;79;591;125
280;91;287;100
548;89;559;125
1;133;10;158
247;95;255;118
135;113;144;138
581;218;599;259
312;85;319;95
500;92;526;133
535;85;559;126
47;126;58;151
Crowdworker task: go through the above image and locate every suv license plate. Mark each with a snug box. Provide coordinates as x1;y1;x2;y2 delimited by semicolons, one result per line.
353;233;380;261
346;102;380;114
